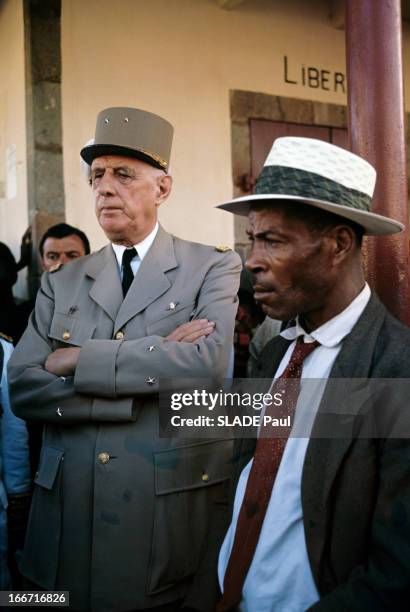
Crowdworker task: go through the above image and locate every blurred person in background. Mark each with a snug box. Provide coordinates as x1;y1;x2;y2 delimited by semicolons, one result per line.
39;223;90;272
0;333;31;589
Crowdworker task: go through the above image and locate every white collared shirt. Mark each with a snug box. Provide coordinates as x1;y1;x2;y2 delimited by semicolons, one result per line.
218;284;371;612
111;222;159;279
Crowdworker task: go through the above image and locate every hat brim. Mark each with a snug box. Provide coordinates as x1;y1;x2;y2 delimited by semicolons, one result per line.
217;194;403;236
80;144;166;170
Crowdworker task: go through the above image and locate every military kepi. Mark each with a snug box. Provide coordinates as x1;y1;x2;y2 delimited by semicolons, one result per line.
80;107;173;171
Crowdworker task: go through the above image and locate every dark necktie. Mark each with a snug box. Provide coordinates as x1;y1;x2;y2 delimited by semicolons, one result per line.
121;247;137;297
218;337;320;611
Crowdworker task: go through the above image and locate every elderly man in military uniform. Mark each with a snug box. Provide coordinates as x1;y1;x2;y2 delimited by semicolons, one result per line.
8;107;241;612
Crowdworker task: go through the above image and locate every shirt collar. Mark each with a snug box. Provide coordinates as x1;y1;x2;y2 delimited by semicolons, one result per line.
280;283;371;348
111;222;159;269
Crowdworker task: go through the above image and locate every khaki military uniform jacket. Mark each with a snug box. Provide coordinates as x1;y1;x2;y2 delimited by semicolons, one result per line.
8;226;241;612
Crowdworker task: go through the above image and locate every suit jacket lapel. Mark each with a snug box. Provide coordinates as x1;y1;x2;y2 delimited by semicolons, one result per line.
302;292;387;587
254;334;292;379
87;246;123;322
114;226;178;334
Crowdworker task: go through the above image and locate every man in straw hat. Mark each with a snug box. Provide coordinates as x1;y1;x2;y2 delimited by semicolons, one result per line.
8;107;241;611
216;137;410;610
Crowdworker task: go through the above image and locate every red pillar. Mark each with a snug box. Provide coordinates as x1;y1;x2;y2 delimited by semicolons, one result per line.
346;0;410;324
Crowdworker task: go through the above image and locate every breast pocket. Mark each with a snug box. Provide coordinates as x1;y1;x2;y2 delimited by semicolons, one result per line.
147;439;233;594
48;313;96;347
146;300;197;337
21;446;64;589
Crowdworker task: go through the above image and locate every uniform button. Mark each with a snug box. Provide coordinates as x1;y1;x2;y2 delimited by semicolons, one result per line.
201;473;210;482
146;377;156;385
148;345;156;352
98;452;110;465
56;407;62;416
115;331;124;340
62;331;71;341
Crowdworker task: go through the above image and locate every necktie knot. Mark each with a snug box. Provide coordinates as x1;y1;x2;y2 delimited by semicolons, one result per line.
292;336;320;363
122;247;137;266
121;248;137;297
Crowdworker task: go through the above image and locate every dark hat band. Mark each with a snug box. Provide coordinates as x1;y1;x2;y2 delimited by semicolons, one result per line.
80;143;168;170
255;166;372;212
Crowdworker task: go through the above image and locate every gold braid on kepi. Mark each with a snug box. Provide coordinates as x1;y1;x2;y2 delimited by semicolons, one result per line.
80;107;173;172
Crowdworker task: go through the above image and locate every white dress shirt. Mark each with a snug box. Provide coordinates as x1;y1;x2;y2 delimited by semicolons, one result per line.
111;222;159;279
218;284;371;612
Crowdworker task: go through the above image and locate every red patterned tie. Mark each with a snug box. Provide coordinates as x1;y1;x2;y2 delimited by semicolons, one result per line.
218;337;320;611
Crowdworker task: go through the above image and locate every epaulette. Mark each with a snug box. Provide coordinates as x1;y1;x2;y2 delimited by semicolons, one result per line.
215;245;232;253
0;332;13;343
49;262;64;273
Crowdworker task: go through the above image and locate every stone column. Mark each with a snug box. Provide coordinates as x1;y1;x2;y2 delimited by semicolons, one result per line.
24;0;64;292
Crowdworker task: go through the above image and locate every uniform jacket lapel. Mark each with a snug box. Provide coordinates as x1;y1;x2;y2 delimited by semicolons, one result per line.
87;246;123;322
114;226;178;334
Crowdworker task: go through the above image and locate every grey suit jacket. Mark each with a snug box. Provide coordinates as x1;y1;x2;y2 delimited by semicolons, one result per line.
8;226;241;612
233;293;410;610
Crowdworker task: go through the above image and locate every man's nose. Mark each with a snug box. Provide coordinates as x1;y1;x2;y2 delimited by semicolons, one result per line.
58;254;71;265
245;248;266;274
96;173;116;196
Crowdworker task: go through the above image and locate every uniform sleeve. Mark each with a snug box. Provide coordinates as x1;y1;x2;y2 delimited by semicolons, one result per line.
8;274;135;424
73;251;241;398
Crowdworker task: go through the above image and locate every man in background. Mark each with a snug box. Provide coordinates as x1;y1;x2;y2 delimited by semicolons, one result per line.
39;223;90;271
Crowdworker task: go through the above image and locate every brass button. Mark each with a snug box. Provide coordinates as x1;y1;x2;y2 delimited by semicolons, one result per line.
115;331;124;340
62;331;71;341
201;473;210;482
98;452;110;465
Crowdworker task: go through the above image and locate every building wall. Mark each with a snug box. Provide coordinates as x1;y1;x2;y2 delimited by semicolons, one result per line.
61;0;352;250
0;0;28;297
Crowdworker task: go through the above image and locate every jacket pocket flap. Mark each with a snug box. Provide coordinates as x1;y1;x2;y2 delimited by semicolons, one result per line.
35;447;64;490
48;313;96;346
154;439;233;495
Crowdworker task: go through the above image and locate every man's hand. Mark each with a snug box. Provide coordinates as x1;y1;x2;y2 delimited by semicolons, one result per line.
16;226;32;271
45;347;81;376
166;319;215;342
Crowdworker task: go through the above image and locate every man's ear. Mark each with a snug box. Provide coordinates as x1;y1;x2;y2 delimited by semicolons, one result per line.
331;225;358;262
156;174;173;205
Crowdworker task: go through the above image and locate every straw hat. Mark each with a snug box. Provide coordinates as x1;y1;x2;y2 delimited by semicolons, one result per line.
217;137;403;235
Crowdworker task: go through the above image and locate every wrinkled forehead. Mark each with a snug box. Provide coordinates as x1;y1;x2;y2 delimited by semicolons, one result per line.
90;155;151;171
246;201;324;239
247;202;289;227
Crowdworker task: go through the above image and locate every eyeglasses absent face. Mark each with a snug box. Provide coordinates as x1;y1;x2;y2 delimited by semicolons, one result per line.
41;235;87;270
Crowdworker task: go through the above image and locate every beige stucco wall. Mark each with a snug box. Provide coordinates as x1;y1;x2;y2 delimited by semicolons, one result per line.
0;0;28;297
62;0;352;250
